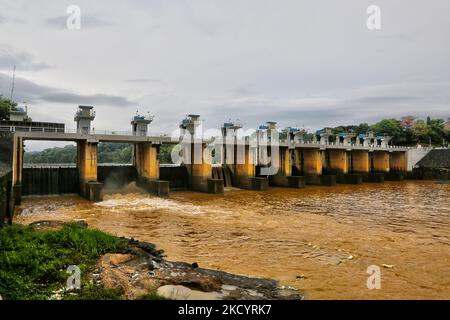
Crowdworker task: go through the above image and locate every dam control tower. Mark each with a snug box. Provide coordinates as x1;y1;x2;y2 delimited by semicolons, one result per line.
131;112;154;136
74;105;95;134
179;114;201;137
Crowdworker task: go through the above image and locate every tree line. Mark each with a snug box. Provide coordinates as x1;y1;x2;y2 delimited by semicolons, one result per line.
325;117;449;146
24;143;175;164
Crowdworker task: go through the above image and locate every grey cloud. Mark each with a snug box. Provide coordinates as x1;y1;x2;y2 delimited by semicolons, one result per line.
126;78;161;83
0;45;51;71
1;0;449;135
172;80;450;132
40;92;132;106
0;73;133;107
230;84;257;96
349;96;417;103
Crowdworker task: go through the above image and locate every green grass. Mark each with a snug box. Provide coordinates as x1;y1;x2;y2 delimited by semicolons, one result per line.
0;223;127;300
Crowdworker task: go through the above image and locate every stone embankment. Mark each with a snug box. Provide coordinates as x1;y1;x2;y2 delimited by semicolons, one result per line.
96;237;303;300
414;149;450;180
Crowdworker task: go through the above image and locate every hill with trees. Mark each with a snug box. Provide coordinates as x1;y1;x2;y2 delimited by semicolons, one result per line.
323;117;449;147
24;143;174;164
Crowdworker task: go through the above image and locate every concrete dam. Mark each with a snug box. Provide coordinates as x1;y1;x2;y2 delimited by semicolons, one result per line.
2;105;450;300
0;104;437;225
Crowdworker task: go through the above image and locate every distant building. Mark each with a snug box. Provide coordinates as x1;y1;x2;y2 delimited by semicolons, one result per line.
445;118;450;131
0;104;65;132
9;105;28;122
401;115;415;128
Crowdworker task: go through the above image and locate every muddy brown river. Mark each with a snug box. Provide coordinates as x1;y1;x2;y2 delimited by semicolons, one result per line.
15;181;450;299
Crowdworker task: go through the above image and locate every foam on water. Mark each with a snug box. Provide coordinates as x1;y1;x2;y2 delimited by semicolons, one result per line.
95;193;204;215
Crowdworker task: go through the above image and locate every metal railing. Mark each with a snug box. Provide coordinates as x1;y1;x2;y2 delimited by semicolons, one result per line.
0;125;169;137
0;126;65;133
2;125;411;150
23;163;134;168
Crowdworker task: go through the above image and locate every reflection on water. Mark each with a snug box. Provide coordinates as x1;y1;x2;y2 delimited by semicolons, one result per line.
16;181;450;299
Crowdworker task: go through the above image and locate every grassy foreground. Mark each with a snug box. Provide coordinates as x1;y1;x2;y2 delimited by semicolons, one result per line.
0;223;128;300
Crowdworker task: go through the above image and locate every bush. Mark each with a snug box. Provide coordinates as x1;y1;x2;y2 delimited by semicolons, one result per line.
0;224;127;300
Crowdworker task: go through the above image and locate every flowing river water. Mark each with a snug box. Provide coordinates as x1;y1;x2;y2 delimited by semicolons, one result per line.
15;181;450;299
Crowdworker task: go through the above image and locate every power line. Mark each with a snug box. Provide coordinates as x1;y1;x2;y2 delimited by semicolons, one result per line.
10;65;16;104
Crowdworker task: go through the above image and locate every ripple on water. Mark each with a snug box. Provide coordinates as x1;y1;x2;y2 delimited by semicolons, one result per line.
14;181;450;299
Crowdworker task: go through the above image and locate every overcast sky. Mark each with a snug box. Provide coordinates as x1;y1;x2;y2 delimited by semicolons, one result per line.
0;0;449;150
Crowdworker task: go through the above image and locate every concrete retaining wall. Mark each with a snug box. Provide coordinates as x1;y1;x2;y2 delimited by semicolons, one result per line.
407;148;432;171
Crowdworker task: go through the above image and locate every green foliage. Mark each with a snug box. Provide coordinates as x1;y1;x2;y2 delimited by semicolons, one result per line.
24;145;77;163
0;223;127;300
0;95;17;120
412;120;429;142
370;119;404;142
24;143;176;164
98;143;132;163
159;144;175;164
325;117;448;146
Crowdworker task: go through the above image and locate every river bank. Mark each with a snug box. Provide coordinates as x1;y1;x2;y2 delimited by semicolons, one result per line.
0;221;302;300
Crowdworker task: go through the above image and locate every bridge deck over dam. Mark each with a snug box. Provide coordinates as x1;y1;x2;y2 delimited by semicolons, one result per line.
1;107;413;225
12;130;409;151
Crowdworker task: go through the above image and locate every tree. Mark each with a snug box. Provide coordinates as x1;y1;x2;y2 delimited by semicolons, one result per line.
0;95;17;120
159;145;174;164
370;119;404;144
354;123;370;135
412;120;430;144
427;118;445;145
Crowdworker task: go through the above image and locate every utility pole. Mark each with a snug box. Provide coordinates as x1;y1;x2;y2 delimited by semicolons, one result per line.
10;65;16;107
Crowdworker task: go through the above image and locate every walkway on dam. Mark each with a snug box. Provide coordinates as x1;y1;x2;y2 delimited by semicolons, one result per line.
10;128;409;152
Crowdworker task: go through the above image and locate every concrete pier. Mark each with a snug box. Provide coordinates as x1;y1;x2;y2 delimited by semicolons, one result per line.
389;152;407;172
327;149;349;174
134;142;170;196
299;148;326;185
270;147;305;188
326;149;364;184
184;142;224;194
77;140;102;201
372;151;390;173
352;150;370;173
134;143;160;180
234;143;268;190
